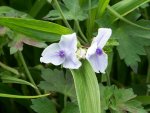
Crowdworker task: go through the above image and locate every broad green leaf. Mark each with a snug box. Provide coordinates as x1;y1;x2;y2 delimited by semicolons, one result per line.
31;97;57;113
45;0;87;21
61;103;79;113
38;69;76;98
71;60;101;113
1;75;37;89
109;0;150;22
115;20;150;72
0;17;72;42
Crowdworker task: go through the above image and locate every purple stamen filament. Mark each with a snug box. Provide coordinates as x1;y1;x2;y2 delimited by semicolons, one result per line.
59;50;65;58
96;48;103;55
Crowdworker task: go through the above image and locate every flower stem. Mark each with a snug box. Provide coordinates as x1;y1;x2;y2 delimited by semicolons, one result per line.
0;61;19;76
18;51;41;95
53;0;72;29
75;20;88;43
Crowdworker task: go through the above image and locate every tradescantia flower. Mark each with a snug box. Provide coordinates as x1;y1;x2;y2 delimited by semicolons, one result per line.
40;33;81;69
86;28;112;73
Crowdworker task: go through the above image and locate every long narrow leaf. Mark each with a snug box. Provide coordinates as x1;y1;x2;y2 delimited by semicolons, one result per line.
0;93;50;99
71;60;101;113
109;0;150;22
1;76;37;89
0;17;72;42
96;0;110;18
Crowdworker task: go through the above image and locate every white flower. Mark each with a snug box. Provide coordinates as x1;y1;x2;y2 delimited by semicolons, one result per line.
40;33;81;69
86;28;112;73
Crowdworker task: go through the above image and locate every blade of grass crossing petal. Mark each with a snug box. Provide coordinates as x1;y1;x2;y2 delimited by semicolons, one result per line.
0;93;50;99
71;60;101;113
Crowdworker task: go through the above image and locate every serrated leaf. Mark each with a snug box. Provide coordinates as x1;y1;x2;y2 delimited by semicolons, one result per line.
38;69;76;98
110;87;147;113
45;0;87;21
31;97;57;113
113;20;150;72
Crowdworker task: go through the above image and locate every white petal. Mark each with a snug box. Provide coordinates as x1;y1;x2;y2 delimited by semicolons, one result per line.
93;28;112;49
59;33;77;52
40;43;65;65
86;52;108;73
40;54;65;65
41;43;60;56
63;53;81;69
86;42;97;59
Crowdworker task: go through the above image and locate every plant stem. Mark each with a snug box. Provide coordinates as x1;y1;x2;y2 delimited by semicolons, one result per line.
0;61;19;76
29;0;47;17
75;20;88;43
87;0;92;39
53;0;72;29
64;95;67;107
18;51;41;95
146;47;150;95
106;72;111;86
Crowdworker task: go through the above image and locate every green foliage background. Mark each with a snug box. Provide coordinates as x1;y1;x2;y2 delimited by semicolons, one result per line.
0;0;150;113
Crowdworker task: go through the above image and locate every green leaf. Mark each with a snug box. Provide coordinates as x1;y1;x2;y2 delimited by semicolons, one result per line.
61;103;79;113
45;0;88;21
0;6;31;18
108;86;147;113
0;93;50;99
109;0;150;22
100;84;114;112
113;20;150;72
71;60;101;113
38;69;76;98
135;96;150;105
1;75;37;89
96;0;110;18
31;97;57;113
0;17;72;42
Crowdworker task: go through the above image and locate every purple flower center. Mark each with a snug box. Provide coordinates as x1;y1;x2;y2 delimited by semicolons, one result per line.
59;50;65;58
96;48;103;55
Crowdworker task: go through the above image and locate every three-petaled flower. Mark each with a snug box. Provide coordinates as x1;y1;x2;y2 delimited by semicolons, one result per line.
40;33;81;69
86;28;112;73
